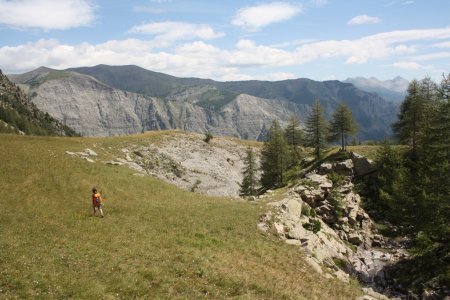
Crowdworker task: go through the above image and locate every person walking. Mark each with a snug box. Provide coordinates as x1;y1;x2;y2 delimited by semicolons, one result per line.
92;187;104;217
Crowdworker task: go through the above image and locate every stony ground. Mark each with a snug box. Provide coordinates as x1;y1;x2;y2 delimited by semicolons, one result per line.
67;132;258;197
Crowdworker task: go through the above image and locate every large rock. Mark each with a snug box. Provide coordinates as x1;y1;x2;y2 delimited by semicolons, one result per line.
305;173;333;190
281;198;303;218
348;233;364;245
334;159;354;176
351;152;375;176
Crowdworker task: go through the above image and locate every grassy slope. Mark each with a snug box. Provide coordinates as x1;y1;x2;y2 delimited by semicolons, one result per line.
0;133;361;299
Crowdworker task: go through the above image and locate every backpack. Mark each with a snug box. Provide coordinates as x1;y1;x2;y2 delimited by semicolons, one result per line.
94;194;101;205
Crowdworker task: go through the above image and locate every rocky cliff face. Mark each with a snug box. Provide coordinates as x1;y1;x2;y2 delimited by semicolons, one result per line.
12;70;304;138
0;69;77;136
24;72;149;136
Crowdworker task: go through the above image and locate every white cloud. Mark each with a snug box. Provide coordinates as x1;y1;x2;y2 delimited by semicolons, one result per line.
129;22;224;47
412;52;450;61
309;0;328;7
2;27;450;80
391;61;423;69
264;72;296;81
0;0;96;31
392;61;433;70
433;41;450;48
232;2;303;31
347;15;381;26
132;6;165;14
323;74;337;80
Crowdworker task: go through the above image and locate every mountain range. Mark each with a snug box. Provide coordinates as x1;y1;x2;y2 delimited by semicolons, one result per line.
344;76;409;103
8;65;400;140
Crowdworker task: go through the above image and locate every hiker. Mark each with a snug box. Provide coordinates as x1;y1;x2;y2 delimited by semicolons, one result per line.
92;187;104;217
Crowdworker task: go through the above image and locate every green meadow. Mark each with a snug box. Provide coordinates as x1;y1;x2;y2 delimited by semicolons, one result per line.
0;133;362;299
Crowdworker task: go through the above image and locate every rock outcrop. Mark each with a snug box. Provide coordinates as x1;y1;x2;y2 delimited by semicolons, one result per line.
0;69;77;136
258;153;406;297
65;132;253;197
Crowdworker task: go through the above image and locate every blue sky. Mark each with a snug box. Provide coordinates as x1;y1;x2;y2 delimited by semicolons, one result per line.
1;0;449;81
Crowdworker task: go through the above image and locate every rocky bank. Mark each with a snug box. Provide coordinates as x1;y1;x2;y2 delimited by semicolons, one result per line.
257;153;408;299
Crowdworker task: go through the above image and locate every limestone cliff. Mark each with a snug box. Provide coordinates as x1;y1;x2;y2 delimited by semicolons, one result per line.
9;65;399;140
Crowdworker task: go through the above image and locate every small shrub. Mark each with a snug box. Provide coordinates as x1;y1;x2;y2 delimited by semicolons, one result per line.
329;189;344;220
191;179;202;192
298;178;319;188
303;219;321;233
332;257;348;271
327;172;346;186
301;203;311;216
204;132;213;143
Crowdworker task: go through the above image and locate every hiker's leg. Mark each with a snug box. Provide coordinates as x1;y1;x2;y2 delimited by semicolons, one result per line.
93;205;96;216
99;205;104;217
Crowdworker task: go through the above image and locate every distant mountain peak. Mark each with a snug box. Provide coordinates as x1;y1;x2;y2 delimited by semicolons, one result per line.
344;76;408;103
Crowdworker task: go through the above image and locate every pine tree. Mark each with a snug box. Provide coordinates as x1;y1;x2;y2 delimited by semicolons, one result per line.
418;92;450;242
392;80;426;159
372;141;406;220
328;103;357;151
260;119;289;189
239;147;258;196
305;100;329;159
284;115;304;163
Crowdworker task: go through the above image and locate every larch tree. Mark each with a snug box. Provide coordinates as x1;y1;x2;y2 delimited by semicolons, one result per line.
284;115;304;163
305;100;329;159
239;147;258;196
392;79;426;159
260;119;289;189
328;103;358;151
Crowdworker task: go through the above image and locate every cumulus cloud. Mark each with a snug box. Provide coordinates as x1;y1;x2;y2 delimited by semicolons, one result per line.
391;61;423;69
0;0;96;30
433;41;450;48
232;2;303;31
412;52;450;61
129;21;224;47
2;27;450;80
347;15;381;26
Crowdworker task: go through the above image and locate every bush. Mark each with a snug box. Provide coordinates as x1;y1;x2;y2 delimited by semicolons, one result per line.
204;132;213;143
327;172;346;186
301;203;311;217
303;219;321;233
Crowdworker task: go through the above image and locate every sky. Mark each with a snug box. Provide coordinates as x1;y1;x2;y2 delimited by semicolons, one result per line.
0;0;449;82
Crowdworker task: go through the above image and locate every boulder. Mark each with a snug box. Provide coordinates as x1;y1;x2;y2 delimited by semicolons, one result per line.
348;233;364;245
82;157;95;163
298;188;325;206
305;173;333;190
304;256;323;274
287;225;309;240
105;160;124;165
257;222;269;233
350;152;375;176
281;199;302;218
84;148;97;156
334;159;354;176
315;203;332;215
318;163;333;174
338;181;354;194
